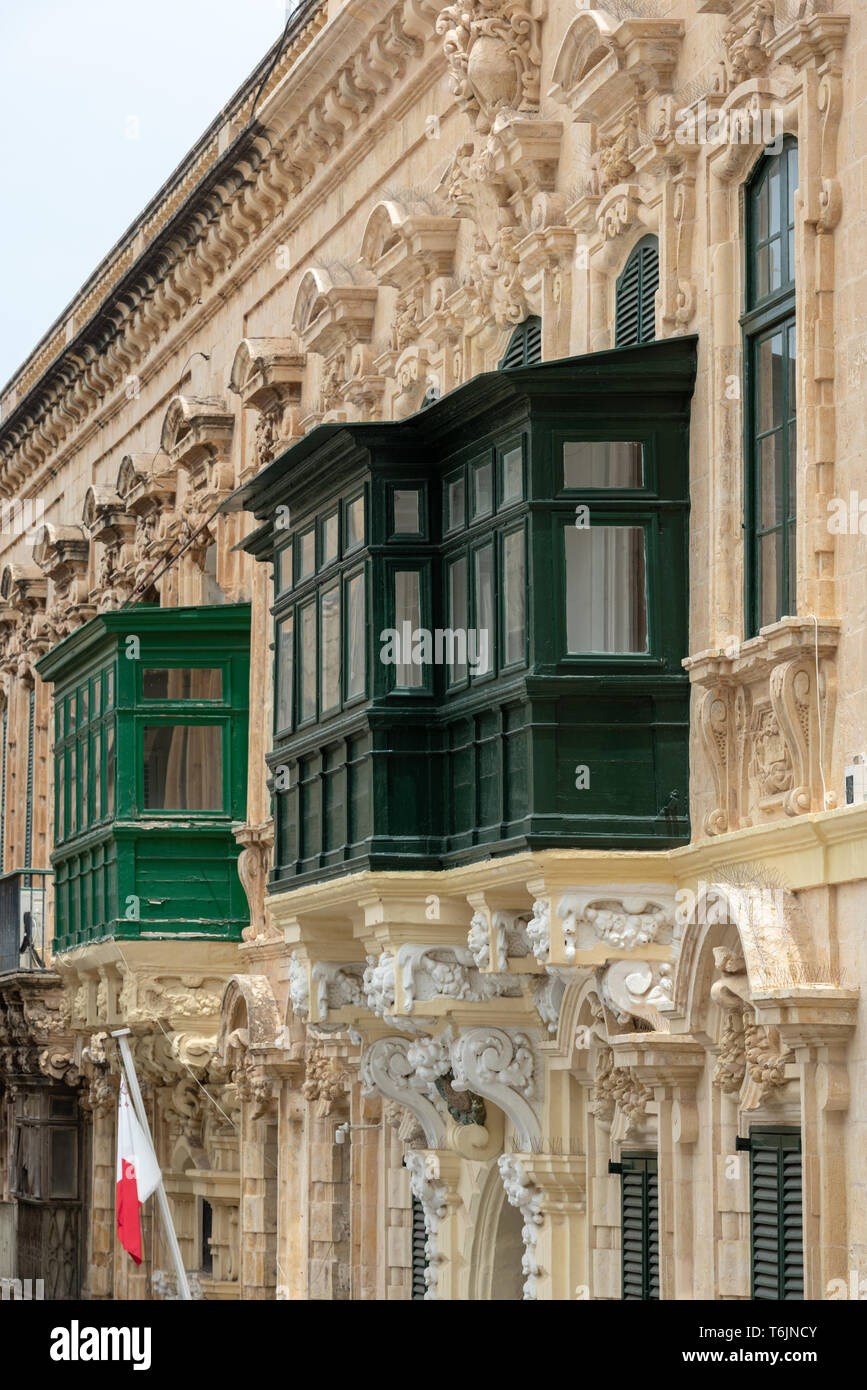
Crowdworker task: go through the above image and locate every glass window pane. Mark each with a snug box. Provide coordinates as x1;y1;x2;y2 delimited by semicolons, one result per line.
320;584;341;712
787;146;798;223
472;461;493;520
448;557;468;684
298;529;315;580
394;571;422;688
345;496;365;551
143;725;223;810
502;531;526;666
446;476;465;532
69;745;77;836
755;244;769;300
50;1128;78;1199
769;238;781;292
769;166;781;235
787;325;797;415
80;738;88;829
278;544;293;592
321;514;339;566
393;490;420;534
142;669;223;700
474;544;494;678
92;679;101;719
564;526;647;653
105;668;114;709
563;441;642;488
93;733;101;821
759;432;783;530
105;726;114;817
56;755;65;840
757;333;784;432
759;530;781;628
500;446;523;505
346;573;366;700
787;521;797;615
80;686;88;726
755;178;768;243
277;615;294;731
299;603;317;721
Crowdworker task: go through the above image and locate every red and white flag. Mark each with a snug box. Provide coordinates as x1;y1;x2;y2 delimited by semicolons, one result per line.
116;1073;161;1265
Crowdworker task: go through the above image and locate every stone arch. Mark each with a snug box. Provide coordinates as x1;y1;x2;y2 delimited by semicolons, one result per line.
466;1158;523;1300
359;201;405;271
292;267;338;338
550;11;620;104
216;974;282;1064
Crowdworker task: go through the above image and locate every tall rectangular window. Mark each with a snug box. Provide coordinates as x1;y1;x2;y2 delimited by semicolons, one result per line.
473;544;494;679
320;583;341;713
749;1129;803;1301
345;571;366;701
745;139;798;635
143;726;223;810
447;556;468;684
501;530;525;666
276;615;294;732
394;571;422;688
565;527;647;653
298;602;317;721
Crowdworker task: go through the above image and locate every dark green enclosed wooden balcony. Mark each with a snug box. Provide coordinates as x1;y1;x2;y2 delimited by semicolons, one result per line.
233;336;697;889
35;605;250;953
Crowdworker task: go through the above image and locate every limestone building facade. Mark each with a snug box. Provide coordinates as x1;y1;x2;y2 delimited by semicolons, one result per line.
0;0;864;1301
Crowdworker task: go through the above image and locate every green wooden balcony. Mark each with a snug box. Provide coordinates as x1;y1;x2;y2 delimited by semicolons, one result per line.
232;336;697;888
35;605;250;953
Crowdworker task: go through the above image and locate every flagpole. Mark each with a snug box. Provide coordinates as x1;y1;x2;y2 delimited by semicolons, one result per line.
111;1028;192;1301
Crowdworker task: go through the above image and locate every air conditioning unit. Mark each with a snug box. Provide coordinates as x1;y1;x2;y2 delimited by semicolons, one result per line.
844;754;867;806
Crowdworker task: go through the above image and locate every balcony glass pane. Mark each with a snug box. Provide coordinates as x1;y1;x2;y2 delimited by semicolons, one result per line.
563;441;642;488
105;726;115;816
565;526;648;653
321;513;339;567
446;475;465;532
345;496;365;551
142;668;222;700
448;556;468;683
278;544;293;592
346;573;366;700
143;725;223;810
500;446;523;505
299;603;317;721
394;571;422;687
393;489;420;534
472;461;493;520
502;530;526;665
474;544;494;678
277;615;294;731
320;583;341;712
298;528;315;580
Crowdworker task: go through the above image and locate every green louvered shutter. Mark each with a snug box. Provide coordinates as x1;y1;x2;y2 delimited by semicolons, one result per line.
618;1152;659;1300
499;316;542;369
410;1191;428;1299
749;1129;803;1300
615;236;659;348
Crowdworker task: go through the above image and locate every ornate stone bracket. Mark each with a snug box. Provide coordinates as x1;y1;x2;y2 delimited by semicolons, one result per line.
228;336;306;472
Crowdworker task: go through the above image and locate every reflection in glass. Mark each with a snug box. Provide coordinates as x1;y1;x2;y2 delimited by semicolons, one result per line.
346;572;366;700
393;490;421;534
448;556;468;683
142;669;223;700
474;544;494;677
563;441;642;489
345;496;365;550
143;725;223;810
277;616;293;731
299;603;317;721
502;531;526;665
320;584;341;712
394;571;422;688
565;527;647;653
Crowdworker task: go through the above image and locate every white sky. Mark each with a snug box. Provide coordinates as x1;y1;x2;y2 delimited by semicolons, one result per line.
0;0;292;392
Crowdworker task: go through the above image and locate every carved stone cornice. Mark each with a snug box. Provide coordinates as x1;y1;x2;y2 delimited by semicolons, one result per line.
549;13;685;128
228;337;306;473
0;973;78;1086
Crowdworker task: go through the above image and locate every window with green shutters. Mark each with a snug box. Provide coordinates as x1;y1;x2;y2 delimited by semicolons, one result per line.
745;1128;804;1300
615;236;659;347
614;1152;659;1300
744;139;798;636
499;315;542;369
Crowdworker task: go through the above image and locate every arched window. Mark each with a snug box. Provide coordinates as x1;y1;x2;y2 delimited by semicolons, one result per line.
744;138;798;636
615;235;659;348
499;315;542;369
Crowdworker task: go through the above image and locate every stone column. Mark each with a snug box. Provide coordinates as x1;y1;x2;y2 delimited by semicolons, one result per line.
498;1152;586;1301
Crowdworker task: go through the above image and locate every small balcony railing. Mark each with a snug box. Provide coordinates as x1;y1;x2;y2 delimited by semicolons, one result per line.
0;870;51;974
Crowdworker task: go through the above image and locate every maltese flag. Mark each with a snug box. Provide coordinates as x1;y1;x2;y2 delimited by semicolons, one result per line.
116;1073;161;1265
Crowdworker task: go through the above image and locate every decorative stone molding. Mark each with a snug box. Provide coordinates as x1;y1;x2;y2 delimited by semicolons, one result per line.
363;951;396;1018
303;1042;351;1117
160;394;235;485
360;1034;448;1147
710;948;794;1110
404;1150;456;1299
288;951;311;1020
449;1026;540;1148
497;1153;544;1299
235;821;275;943
599;959;673;1025
686;619;839;833
228;337;306;472
437;0;544;134
0;976;78;1086
468;908;533;972
549;12;684;128
532;971;565;1036
311;961;366;1021
395;943;521;1014
590;1046;651;1138
526;887;676;965
722;1;776;87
